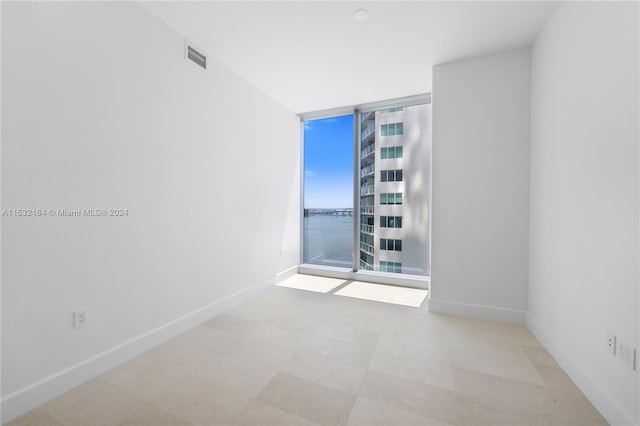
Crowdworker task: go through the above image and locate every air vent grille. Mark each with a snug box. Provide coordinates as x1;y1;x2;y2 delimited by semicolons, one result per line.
187;45;206;69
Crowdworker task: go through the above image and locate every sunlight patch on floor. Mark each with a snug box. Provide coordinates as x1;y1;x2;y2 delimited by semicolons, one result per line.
277;274;347;293
335;281;427;307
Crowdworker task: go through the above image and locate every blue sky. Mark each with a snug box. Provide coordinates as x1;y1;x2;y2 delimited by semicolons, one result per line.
304;115;353;208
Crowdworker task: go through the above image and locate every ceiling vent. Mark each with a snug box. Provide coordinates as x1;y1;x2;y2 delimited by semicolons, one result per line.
185;41;206;69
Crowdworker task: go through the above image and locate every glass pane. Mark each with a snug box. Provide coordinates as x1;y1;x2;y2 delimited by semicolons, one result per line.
358;103;431;276
303;115;354;268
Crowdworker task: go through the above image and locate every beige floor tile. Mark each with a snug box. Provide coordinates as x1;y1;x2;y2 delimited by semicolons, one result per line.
229;400;320;426
523;345;561;367
315;323;380;348
375;332;452;365
225;299;280;322
358;370;459;425
201;313;258;335
491;324;542;345
222;335;296;371
245;323;312;349
381;318;445;342
5;408;62;426
453;367;545;405
300;335;374;368
151;373;251;425
499;407;556;426
450;336;546;385
535;364;582;393
517;386;608;425
282;351;367;394
384;304;437;327
191;352;278;397
346;397;451;426
175;324;238;352
118;406;192;425
41;379;149;426
141;337;216;374
455;394;512;426
331;298;391;322
281;302;339;325
446;316;543;348
100;356;184;402
453;367;607;425
329;311;387;333
369;350;456;391
12;280;608;426
266;313;326;334
258;373;356;426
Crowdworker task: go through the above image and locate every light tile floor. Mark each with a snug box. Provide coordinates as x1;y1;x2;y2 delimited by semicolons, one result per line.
9;275;607;426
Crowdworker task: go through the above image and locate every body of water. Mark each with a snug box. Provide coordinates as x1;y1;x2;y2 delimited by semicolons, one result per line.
303;215;353;268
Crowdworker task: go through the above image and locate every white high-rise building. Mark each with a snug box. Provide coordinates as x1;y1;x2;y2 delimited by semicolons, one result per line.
359;103;432;275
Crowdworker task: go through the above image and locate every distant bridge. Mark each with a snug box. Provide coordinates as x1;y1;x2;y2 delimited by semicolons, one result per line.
304;208;354;217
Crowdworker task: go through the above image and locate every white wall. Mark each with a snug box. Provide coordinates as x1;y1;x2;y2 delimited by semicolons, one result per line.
431;48;531;323
528;2;639;424
1;2;300;422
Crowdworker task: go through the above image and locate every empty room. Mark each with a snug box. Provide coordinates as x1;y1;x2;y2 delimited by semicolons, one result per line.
1;1;639;425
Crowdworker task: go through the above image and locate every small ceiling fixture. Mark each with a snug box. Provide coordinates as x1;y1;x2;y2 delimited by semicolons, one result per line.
353;9;368;22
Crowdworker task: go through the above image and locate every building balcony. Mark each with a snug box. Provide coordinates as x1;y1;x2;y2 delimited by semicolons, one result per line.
360;144;375;159
360;164;375;177
359;259;374;270
360;111;374;123
360;242;374;255
361;206;375;215
360;185;375;195
361;122;375;140
360;224;374;234
360;143;376;159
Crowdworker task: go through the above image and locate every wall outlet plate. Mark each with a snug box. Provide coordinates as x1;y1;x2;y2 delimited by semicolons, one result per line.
616;338;636;370
74;309;88;329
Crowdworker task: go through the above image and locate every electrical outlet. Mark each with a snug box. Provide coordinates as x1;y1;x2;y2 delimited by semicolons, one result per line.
616;338;637;370
606;332;616;355
74;309;88;329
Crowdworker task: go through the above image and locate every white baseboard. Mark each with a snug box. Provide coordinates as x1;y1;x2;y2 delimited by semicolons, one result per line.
1;275;279;424
428;298;526;324
526;313;636;426
275;264;299;280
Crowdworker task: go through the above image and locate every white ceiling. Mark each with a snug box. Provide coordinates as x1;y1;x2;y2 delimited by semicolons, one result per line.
140;1;559;113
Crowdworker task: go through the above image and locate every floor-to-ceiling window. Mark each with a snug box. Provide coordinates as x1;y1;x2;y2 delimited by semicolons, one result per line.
302;115;354;268
302;96;431;282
